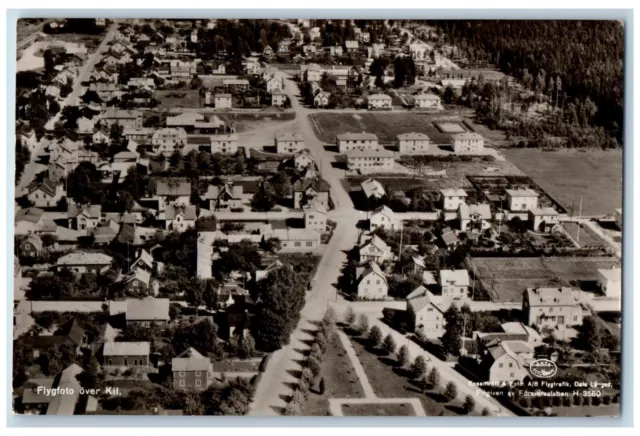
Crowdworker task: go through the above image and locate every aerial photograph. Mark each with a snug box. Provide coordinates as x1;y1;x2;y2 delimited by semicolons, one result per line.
12;18;623;418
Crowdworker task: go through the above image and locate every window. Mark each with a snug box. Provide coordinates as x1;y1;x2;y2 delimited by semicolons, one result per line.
509;363;513;368
196;371;201;376
180;371;185;377
294;242;301;247
306;241;313;247
498;363;503;368
195;380;202;387
510;373;515;378
179;380;185;387
124;359;128;366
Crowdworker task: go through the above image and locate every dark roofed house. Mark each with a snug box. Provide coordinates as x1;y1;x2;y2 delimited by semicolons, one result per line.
29;319;86;359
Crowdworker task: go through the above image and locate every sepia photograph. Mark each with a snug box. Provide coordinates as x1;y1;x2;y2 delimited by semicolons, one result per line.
11;16;624;418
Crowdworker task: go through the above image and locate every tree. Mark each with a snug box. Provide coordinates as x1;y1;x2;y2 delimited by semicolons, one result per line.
283;401;301;416
442;305;464;356
109;123;124;143
444;381;458;402
382;334;396;355
463;395;476;414
410;355;427;379
357;313;369;334
190;74;203;89
481;408;490;416
397;345;410;367
307;356;321;377
577;315;604;352
61;106;82;131
427;367;441;390
345;306;356;325
443;85;455;104
44;49;55;76
172;317;222;356
251;184;276;212
368;325;383;348
322;307;336;327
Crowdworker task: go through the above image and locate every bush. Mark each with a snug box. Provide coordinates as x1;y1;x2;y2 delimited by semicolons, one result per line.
592;396;601;406
345;307;356;325
562;396;572;407
519;397;531;408
322;307;336;326
382;334;396;355
297;380;310;400
310;343;322;361
357;314;369;334
583;396;591;406
315;332;328;352
301;368;314;386
552;396;562;407
463;395;476;414
258;353;272;372
397;345;410;367
427;367;441;390
481;408;490;416
444;381;458;402
602;395;611;405
368;326;383;348
283;401;301;416
573;395;583;406
410;356;427;379
307;356;321;377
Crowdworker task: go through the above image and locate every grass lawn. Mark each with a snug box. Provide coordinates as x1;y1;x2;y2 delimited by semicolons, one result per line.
341;402;417;416
301;331;365;416
502;149;622;216
211;359;261;373
471;257;620;302
348;335;470;416
562;222;605;248
156;90;203;109
309;112;466;144
551;404;620;417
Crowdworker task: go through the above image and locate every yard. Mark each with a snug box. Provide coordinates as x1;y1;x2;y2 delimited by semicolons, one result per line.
155;90;203;109
341;402;416;416
349;336;471;416
301;330;365;416
562;222;606;248
502;149;623;216
471;256;620;302
309;111;470;144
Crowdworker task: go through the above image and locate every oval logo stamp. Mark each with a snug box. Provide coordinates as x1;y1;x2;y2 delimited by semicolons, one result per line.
530;359;558;378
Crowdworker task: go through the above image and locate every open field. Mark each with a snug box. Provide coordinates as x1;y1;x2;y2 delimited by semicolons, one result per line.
309;112;471;144
562;222;606;248
17;19;46;41
341;402;416;416
502;149;623;216
350;336;465;416
156;90;203;109
301;331;365;416
471;256;620;302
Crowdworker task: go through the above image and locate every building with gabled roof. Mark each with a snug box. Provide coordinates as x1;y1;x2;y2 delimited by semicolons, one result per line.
26;179;64;208
360;178;386;200
56;251;113;274
414;94;442;110
358;234;392;264
172;347;213;391
522;287;583;329
92;220;121;245
210;133;239;155
122;269;155;295
162;204;197;232
346;149;395;174
355;261;388;299
125;297;170;326
596;267;621;299
337;132;379;153
370;205;401;231
440;188;467;211
439;269;470;300
452;132;484;154
367;93;392;109
458;203;492;232
303;203;327;233
407;287;446;338
155;180;191;210
276;133;304;154
67;204;102;234
397;132;430;154
293;178;331;209
528;207;559;232
19;234;43;258
103;341;150;367
505;188;539;212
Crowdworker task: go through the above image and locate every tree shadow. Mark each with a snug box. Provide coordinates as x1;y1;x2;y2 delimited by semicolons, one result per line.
378;356;397;366
283;381;299;390
299;338;316;347
293;348;310;357
286;369;302;379
323;145;339;153
308;320;323;327
278;393;292;403
270;405;286;415
301;328;318;336
392;366;413;378
445;404;467;415
426;391;448;403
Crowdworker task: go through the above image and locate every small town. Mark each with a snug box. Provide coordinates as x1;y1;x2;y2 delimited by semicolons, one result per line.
12;17;623;418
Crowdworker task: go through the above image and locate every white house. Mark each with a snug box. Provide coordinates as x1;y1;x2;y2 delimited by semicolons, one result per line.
439;269;470;300
210;134;239;155
528;207;560;232
358;234;392;264
414;94;442;110
266;76;283;93
361;178;386;200
162;205;197;232
615;208;622;229
440;188;467;211
370;205;402;231
151;128;187;156
596;267;621;299
458;203;492;232
313;90;330;108
355;261;388;299
368;94;392;109
505;188;539;212
303;203;327;233
276;133;305;154
346;149;395;174
407;287;446;338
26;179;64;208
397;132;430;154
271;90;287;107
337;132;379;153
215;94;233;109
452;132;484;154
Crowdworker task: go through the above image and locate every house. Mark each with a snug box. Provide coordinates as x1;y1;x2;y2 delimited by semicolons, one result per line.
215;93;232;109
304;64;323;82
528;207;559;232
276;133;305;154
397;133;430;154
439;269;470;299
202;182;245;210
278;40;291;53
615;208;622;229
409;43;430;60
345;40;359;53
210;133;239;155
367;94;392;109
355;261;388;299
505;188;539;212
440;226;459;249
130;248;154;273
47;161;65;182
15;207;56;236
19;234;43;258
101;108;143;131
125;297;170;326
92;220;121;245
253;260;284;283
361;178;386;200
271;228;321;251
328;45;343;56
127;77;155;89
92;130;109;144
166;112;205;129
266;76;283;93
458;203;492;232
163;205;197;232
369;205;401;231
223;78;250;91
29;319;86;359
211;63;226;75
302;44;316;55
293;178;331;209
271;90;287;107
407;287;446;338
303;203;327;233
292;150;314;171
103;341;150;367
243;57;261;75
478;339;534;383
522;287;584;329
18;128;38;152
596;267;621;299
172;347;213;391
56;251;113;274
103;50;131;65
88;81;120;101
122;269;156;296
313;90;330;107
358;234;392;264
452;132;484;154
155;180;191;210
337;132;379;152
369;43;385;58
26;179;64;208
440;189;467;211
346;149;395;174
76;117;96;135
414;94;442;110
151;128;187;156
68;204;102;235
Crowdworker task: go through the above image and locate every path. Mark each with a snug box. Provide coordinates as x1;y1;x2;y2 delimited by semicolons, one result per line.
328;397;426;417
336;330;375;398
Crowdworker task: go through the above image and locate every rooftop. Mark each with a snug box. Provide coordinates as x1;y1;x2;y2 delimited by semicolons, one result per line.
103;341;150;356
57;251;113;266
125;297;170;321
337;132;378;141
506;188;539;198
525;287;577;307
439;269;470;286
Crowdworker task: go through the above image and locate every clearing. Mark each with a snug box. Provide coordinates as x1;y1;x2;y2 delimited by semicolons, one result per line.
562;222;606;248
300;330;365;416
471;256;620;302
502;149;623;216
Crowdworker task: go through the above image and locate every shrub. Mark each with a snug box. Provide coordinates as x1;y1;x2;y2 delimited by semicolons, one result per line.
562;396;572;407
357;314;369;334
463;395;476;414
602;395;611;405
519;397;531;408
292;387;306;404
382;334;397;355
444;381;458;402
307;356;321;377
427;367;441;390
345;307;356;325
410;356;427;379
301;368;314;386
315;332;328;352
583;396;591;406
592;396;601;406
310;343;322;360
481;408;490;416
368;326;383;348
552;396;562;407
322;307;336;326
573;395;583;406
283;401;301;416
397;345;410;367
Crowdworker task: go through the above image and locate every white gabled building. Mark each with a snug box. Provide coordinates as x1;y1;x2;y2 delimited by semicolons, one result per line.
276;133;304;154
596;267;621;299
440;188;467;211
414;94;442;110
151;128;187;156
303;203;327;233
355;261;388;299
337;132;379;153
505;188;539;213
210;134;239;155
346;149;395;174
367;94;392;110
397;132;430;154
360;178;386;200
439;269;470;300
370;205;402;231
452;132;484;154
